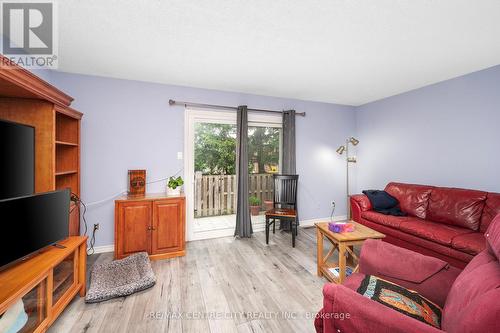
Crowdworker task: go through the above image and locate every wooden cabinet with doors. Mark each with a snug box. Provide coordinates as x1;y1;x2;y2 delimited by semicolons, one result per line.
114;194;185;260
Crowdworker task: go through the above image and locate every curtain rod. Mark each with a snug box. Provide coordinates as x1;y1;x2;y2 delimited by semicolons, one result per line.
169;99;306;116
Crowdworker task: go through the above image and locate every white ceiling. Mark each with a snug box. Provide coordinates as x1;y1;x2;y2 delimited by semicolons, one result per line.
57;0;500;106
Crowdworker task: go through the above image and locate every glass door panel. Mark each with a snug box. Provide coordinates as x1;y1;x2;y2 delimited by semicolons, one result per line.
6;278;48;333
248;126;282;216
52;252;76;306
193;122;237;232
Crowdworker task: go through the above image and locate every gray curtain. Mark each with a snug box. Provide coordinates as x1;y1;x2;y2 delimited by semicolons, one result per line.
282;110;296;173
234;105;253;237
282;110;297;230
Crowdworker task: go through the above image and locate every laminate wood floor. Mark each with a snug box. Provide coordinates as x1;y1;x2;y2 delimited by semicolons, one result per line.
50;227;340;333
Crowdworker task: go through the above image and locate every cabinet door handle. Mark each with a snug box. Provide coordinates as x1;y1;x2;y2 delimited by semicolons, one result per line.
147;226;152;230
151;227;156;231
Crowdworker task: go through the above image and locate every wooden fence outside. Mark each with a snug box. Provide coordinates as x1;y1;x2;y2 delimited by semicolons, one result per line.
194;172;274;217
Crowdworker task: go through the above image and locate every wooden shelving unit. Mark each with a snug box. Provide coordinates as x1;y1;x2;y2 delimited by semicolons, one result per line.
0;54;85;332
55;110;81;197
0;54;83;237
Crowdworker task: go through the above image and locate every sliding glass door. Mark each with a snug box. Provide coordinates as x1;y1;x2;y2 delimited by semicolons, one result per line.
185;109;281;241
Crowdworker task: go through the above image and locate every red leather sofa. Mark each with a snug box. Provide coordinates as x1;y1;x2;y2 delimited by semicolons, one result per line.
314;214;500;333
351;182;500;268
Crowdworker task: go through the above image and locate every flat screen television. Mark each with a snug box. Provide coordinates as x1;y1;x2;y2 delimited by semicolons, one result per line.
0;189;70;271
0;119;35;200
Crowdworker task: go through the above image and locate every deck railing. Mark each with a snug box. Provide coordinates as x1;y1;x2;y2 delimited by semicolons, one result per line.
194;172;274;217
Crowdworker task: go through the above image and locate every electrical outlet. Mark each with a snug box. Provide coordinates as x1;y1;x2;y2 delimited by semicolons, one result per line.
93;223;99;231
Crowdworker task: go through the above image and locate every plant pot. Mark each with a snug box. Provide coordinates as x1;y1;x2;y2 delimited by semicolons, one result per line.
167;187;181;196
264;200;274;211
250;205;261;216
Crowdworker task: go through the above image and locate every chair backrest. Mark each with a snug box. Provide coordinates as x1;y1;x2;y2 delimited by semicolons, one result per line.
273;174;298;208
441;214;500;332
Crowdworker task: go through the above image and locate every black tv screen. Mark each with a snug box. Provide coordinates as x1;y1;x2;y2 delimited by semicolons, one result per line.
0;119;35;200
0;189;70;270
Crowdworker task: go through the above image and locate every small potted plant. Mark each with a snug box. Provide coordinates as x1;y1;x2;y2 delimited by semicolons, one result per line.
249;196;261;216
264;199;274;211
167;176;184;196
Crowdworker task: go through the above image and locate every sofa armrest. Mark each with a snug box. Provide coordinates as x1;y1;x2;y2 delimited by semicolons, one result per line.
350;194;372;222
317;283;441;333
359;239;461;307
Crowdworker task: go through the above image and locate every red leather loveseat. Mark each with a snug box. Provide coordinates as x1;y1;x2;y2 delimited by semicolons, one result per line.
351;182;500;268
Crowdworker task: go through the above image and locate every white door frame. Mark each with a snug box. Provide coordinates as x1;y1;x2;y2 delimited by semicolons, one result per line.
184;107;282;241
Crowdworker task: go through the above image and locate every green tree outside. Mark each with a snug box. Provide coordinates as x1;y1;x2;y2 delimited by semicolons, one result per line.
194;123;280;175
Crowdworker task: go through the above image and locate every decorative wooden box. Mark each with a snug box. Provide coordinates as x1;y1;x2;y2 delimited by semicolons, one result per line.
128;169;146;196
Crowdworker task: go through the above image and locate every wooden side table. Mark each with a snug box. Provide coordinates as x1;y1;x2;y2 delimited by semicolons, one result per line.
315;221;385;284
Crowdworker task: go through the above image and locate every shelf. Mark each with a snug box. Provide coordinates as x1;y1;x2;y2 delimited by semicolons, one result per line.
56;140;78;147
55;170;78;176
55;113;79;143
53;265;73;292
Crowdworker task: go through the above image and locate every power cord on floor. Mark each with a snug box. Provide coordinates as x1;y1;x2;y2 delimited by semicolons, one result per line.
71;193;95;255
330;202;336;222
88;225;97;256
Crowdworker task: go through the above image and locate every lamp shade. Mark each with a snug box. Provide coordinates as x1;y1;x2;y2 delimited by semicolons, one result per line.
349;137;359;146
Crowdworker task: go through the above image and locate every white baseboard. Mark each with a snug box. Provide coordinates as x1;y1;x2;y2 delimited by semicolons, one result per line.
92;244;114;254
188;215;347;241
299;215;348;227
90;215;348;251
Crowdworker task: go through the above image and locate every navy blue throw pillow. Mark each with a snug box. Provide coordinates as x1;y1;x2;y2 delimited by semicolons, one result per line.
362;190;407;216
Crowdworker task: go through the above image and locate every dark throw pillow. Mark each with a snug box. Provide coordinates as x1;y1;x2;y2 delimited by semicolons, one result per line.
357;275;442;329
362;190;407;216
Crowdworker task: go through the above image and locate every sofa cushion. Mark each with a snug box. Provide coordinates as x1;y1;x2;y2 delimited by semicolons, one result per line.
480;193;500;232
399;220;473;246
361;211;416;229
385;182;434;219
361;219;474;266
451;233;486;255
427;187;487;231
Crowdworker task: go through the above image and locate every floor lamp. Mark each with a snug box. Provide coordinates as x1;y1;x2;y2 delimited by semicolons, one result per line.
336;137;359;220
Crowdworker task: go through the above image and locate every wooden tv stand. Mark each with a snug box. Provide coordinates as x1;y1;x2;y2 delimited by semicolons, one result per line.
0;236;87;333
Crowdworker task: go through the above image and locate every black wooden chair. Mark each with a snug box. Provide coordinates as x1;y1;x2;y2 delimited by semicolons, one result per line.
265;174;299;247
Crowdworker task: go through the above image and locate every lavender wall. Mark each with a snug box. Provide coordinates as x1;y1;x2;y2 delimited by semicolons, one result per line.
50;72;356;247
49;63;500;248
355;65;500;193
